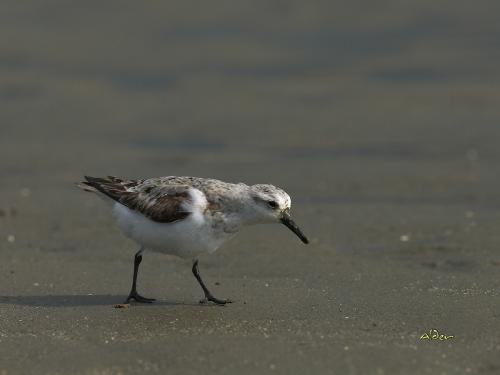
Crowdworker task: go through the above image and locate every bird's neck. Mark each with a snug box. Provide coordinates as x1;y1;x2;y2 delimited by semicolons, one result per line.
232;196;268;226
212;185;267;226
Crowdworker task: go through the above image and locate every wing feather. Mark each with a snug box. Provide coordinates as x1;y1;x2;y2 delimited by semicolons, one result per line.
82;176;192;223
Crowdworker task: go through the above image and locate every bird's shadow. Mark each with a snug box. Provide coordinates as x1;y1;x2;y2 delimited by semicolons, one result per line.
0;294;202;307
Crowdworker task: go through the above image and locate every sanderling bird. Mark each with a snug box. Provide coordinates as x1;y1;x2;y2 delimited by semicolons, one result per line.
78;175;309;305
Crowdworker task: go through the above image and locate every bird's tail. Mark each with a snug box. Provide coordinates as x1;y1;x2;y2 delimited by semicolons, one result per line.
76;176;124;206
76;180;99;193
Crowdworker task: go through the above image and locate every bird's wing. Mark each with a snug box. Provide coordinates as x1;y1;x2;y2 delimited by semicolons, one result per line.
81;176;192;223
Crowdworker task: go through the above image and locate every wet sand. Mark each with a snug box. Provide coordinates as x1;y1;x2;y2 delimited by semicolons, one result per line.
1;1;500;374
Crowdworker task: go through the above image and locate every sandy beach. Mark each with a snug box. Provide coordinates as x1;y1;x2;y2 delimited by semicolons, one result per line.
1;1;500;374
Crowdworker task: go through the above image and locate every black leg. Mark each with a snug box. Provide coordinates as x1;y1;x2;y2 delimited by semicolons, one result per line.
192;259;232;305
125;248;156;303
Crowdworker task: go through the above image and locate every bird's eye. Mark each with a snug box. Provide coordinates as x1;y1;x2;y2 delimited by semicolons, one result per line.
267;200;278;209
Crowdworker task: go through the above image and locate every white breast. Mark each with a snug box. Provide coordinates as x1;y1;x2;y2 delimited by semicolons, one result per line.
111;188;236;258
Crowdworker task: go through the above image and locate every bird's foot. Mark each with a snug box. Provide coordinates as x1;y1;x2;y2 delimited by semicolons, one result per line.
125;291;156;304
199;295;233;305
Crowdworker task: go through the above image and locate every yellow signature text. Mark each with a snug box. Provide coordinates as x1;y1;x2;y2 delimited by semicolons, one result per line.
420;329;454;341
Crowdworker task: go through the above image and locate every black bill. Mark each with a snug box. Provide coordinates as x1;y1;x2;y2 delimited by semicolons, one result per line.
280;211;309;244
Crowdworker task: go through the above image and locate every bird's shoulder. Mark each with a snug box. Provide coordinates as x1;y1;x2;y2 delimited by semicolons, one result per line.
149;176;245;206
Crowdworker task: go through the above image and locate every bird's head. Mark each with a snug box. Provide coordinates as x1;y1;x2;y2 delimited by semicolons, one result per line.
249;184;309;244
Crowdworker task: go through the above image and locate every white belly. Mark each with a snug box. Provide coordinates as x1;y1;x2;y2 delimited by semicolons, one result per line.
112;203;235;258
